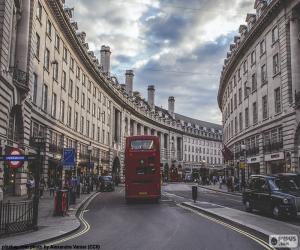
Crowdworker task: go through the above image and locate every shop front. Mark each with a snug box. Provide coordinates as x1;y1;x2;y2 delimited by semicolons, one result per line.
264;152;285;174
246;157;260;176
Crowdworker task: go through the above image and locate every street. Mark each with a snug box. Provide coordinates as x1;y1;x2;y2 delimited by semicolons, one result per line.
47;185;269;250
164;183;300;227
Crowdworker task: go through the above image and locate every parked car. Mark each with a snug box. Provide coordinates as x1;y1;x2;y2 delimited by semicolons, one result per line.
243;174;300;218
99;176;115;192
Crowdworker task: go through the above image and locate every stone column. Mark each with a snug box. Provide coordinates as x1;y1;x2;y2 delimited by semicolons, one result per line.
14;148;28;196
133;121;137;135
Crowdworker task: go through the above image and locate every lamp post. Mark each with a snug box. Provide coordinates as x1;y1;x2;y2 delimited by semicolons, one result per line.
87;144;92;192
31;136;45;228
241;144;247;191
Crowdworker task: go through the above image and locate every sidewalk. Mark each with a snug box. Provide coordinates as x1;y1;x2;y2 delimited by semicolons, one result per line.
182;201;300;248
198;184;242;196
0;190;97;247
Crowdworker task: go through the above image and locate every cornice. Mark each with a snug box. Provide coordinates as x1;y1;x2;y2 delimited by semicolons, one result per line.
217;0;283;110
46;0;222;141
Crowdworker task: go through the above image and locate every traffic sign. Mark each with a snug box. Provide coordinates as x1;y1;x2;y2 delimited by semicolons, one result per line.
63;148;75;167
7;148;24;169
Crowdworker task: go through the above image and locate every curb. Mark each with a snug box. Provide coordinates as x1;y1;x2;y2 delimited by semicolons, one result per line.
18;191;98;247
181;202;269;241
198;185;242;196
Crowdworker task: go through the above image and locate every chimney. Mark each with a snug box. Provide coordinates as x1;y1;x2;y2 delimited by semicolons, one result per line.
168;96;175;117
100;45;111;76
147;85;155;110
125;70;134;96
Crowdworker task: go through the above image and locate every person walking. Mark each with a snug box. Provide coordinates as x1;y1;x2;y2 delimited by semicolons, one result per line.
219;176;223;189
49;178;55;197
39;177;45;198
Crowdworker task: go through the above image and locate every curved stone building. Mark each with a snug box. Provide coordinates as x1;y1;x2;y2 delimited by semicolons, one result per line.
218;0;300;179
0;0;223;199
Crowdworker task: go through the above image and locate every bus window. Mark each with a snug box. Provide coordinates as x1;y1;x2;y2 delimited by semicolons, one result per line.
130;140;154;150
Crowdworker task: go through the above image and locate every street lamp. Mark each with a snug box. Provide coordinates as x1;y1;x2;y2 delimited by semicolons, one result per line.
241;144;247;191
87;144;92;192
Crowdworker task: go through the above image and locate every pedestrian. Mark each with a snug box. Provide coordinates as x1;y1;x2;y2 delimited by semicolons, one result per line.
219;176;223;189
39;177;45;198
49;178;55;197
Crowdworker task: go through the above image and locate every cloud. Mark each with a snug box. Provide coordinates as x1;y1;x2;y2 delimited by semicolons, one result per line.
65;0;254;124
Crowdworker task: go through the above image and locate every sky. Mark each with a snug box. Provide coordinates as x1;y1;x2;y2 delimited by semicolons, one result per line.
65;0;254;124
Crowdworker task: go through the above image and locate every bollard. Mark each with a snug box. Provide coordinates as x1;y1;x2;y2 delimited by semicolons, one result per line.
192;186;197;203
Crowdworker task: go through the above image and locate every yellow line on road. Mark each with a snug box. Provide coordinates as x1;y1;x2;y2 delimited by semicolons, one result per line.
177;204;274;250
42;192;99;246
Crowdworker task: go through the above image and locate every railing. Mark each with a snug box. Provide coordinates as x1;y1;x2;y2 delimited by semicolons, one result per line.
263;141;283;153
12;68;29;92
0;200;35;236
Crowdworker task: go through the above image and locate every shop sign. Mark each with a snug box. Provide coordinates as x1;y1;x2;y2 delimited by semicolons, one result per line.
264;152;284;161
246;157;260;164
63;148;75;166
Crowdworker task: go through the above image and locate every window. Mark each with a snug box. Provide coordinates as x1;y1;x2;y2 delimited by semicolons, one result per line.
36;1;42;20
55;34;60;51
239;112;243;131
243;60;247;73
87;98;90;113
261;64;267;84
234;116;238;134
82;73;86;85
102;129;105;143
251;73;257;91
233;75;237;87
251;50;256;65
44;49;50;71
230;98;233;113
238;68;241;80
234;93;237;109
74;112;78;131
68;79;73;97
76;66;81;79
102;111;105;124
81;93;85;108
80;116;84;134
33;73;38;104
51;93;57;118
273;53;279;75
97;127;100;142
63;47;68;62
53;62;58;81
46;20;52;37
260;39;266;55
67;106;72;127
75;86;79;103
62;71;66;90
42;84;48;111
70;57;74;71
97;107;101;120
262;95;268;119
93;86;96;97
272;26;278;43
238;88;242;104
253;102;258;124
92;103;96;116
245;107;249;128
92;124;95;140
35;33;40;58
60;100;65;122
88;81;91;92
274;87;281;114
86;120;90;137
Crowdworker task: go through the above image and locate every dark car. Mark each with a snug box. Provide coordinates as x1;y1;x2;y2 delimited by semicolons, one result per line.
99;176;115;192
243;174;300;218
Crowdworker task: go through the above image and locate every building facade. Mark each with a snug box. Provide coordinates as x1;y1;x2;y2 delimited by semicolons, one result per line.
0;0;223;200
218;0;300;179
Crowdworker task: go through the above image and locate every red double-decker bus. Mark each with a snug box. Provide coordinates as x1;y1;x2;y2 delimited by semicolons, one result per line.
125;136;161;202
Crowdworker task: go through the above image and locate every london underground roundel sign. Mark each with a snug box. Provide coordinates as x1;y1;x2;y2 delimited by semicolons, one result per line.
8;148;24;169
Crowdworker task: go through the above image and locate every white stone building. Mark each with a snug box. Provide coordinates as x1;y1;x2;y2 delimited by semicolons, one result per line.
218;0;300;178
0;0;223;199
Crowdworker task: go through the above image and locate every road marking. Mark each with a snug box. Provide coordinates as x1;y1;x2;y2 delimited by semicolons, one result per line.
177;204;274;250
41;192;99;246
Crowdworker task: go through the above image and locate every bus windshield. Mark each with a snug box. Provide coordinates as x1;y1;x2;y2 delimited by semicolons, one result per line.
130;140;154;150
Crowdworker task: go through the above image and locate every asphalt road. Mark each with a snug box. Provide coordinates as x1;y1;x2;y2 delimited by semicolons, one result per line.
164;183;300;227
50;186;268;250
